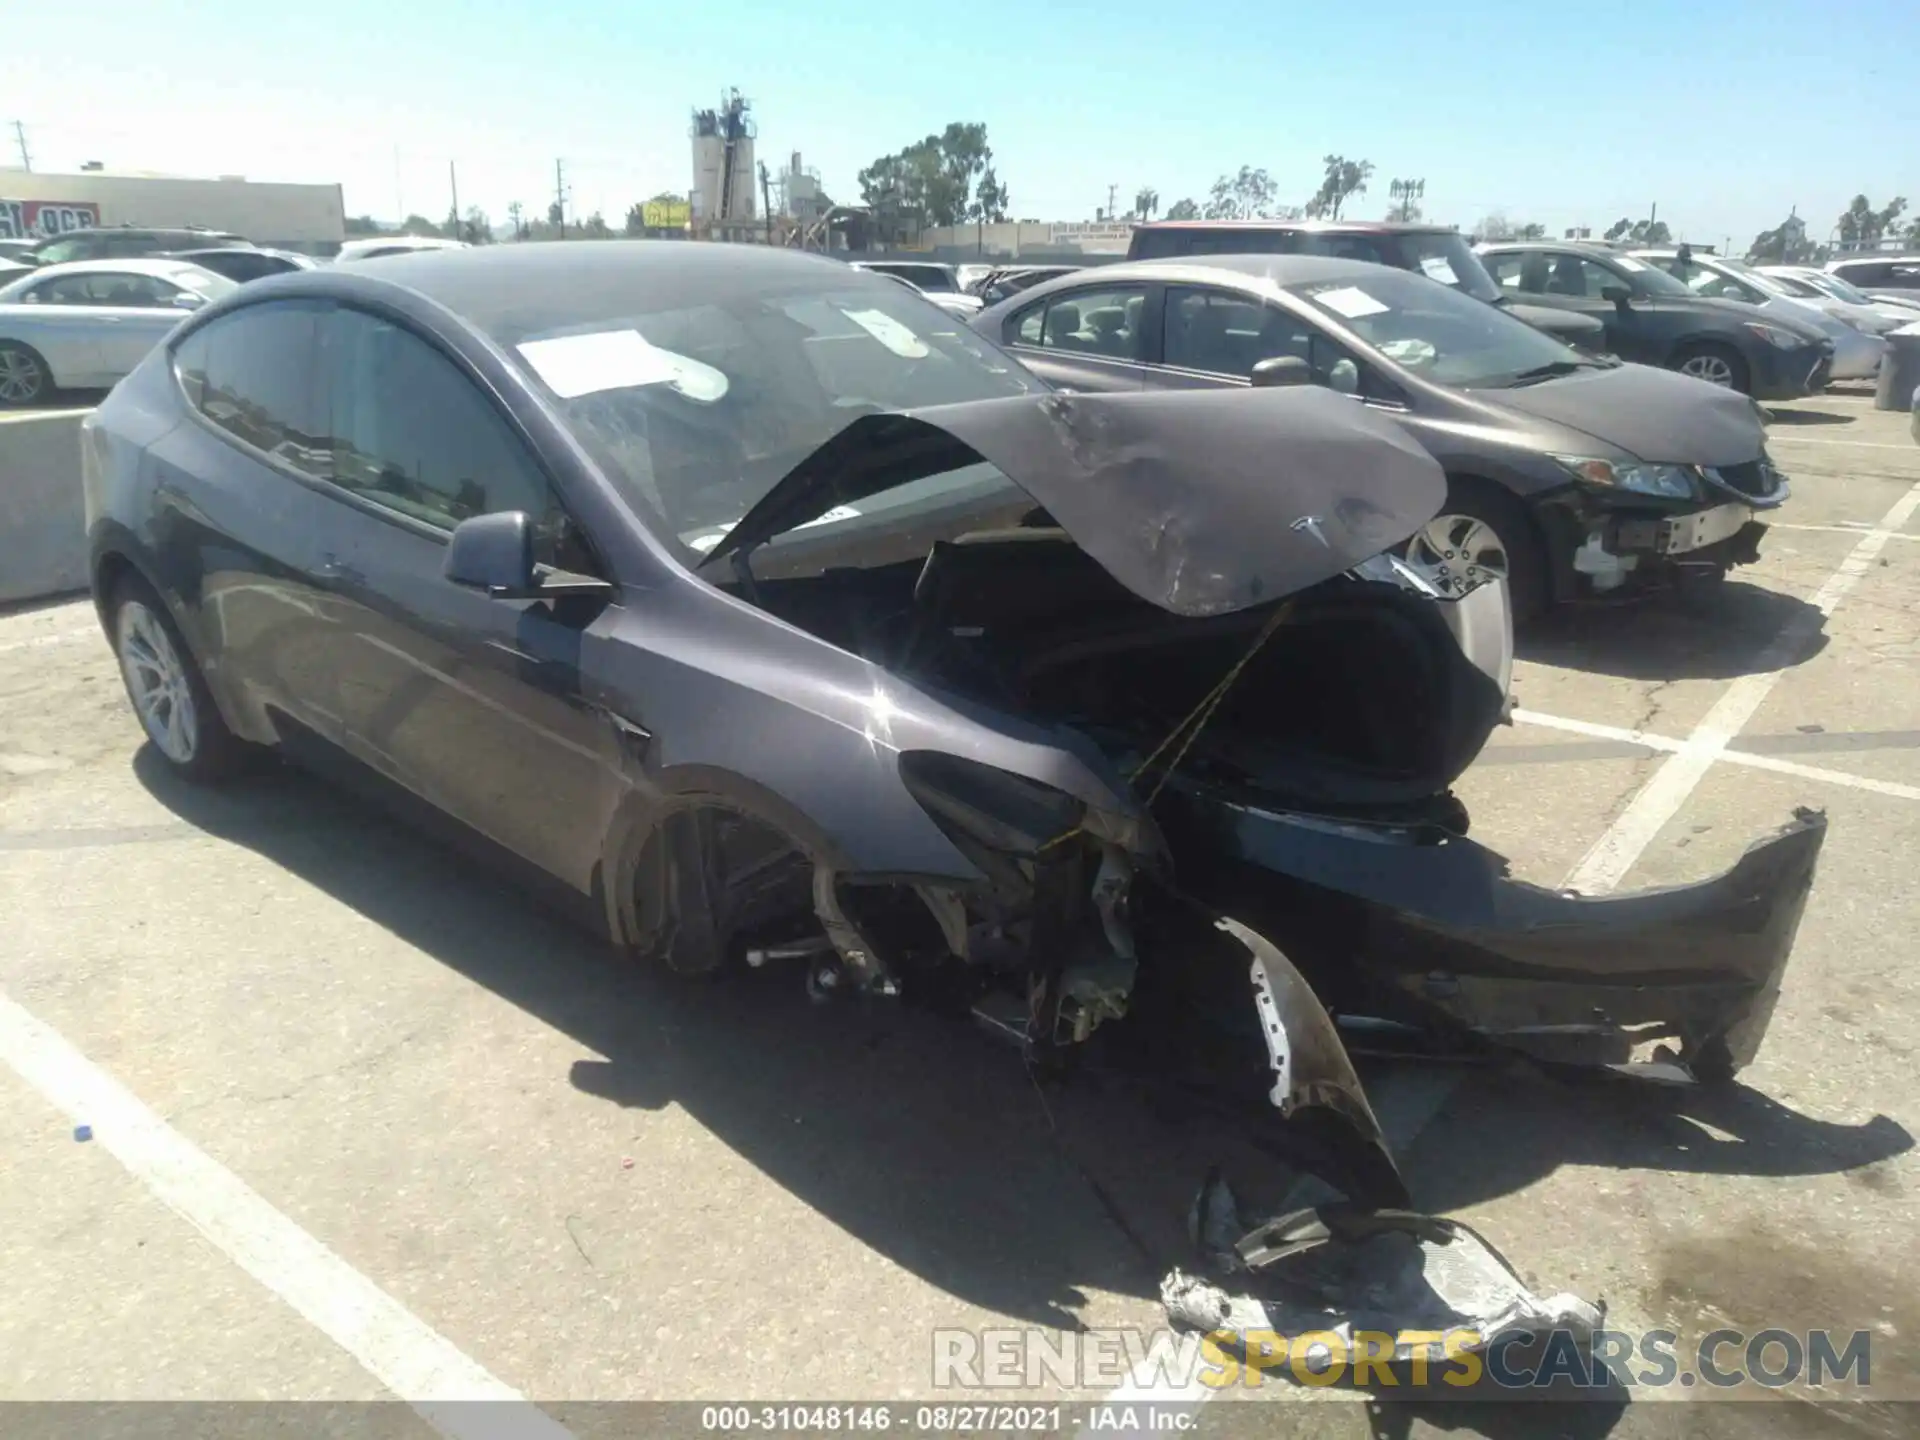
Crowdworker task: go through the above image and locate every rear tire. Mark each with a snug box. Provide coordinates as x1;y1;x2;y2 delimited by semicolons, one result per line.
1671;342;1749;395
1406;478;1547;623
108;576;248;782
0;341;52;409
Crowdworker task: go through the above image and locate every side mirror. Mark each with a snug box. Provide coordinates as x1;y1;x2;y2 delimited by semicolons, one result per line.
170;293;204;310
446;511;539;597
1600;284;1632;308
1251;356;1314;388
445;510;613;600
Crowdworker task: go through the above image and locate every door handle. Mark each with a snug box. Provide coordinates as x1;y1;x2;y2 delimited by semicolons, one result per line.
317;552;364;584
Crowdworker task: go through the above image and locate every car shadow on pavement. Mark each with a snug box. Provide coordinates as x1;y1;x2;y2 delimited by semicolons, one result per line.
1763;408;1857;427
1397;1061;1913;1217
135;751;1912;1348
1518;582;1826;683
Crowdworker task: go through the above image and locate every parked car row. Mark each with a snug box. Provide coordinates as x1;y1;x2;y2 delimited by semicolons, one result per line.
0;234;473;406
80;242;1827;1227
970;250;1787;619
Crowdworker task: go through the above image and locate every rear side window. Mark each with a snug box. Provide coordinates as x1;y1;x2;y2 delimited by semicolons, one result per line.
173;301;329;473
323;308;553;531
1006;285;1152;361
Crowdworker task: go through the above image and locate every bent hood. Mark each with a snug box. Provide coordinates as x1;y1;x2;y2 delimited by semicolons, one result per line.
1485;362;1767;468
703;386;1447;618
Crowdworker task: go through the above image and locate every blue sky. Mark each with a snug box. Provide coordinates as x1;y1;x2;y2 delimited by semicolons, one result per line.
6;0;1916;248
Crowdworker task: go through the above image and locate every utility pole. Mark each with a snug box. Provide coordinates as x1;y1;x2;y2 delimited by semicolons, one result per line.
448;160;460;237
11;121;29;172
553;159;568;238
1106;183;1118;222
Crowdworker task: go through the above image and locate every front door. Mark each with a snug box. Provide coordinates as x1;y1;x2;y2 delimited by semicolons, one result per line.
1485;251;1654;363
310;305;625;893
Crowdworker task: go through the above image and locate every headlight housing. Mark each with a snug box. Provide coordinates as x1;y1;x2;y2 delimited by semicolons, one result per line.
1550;455;1698;500
1744;321;1808;349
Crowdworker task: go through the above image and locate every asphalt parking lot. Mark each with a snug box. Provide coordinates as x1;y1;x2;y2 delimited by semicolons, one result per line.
3;386;1918;1437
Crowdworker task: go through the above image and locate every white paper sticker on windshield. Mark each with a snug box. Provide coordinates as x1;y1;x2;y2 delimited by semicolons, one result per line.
797;504;863;530
843;309;930;358
1419;255;1459;284
1613;255;1648;271
686;531;726;553
1313;286;1390;319
517;329;729;403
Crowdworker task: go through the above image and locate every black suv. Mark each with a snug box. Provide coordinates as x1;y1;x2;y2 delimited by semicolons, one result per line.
1126;220;1607;352
1477;241;1834;400
15;226;253;267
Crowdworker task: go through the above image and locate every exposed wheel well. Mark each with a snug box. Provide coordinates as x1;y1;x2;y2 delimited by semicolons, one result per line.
91;550;139;633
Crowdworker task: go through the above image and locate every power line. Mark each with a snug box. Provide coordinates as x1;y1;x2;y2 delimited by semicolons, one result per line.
552;158;569;237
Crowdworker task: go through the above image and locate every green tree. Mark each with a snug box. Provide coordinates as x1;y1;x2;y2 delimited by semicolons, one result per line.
344;215;382;237
624;202;646;236
399;213;439;236
1132;187;1159;222
1478;213;1549;242
1304;156;1374;220
1203;166;1278;220
581;211;613;239
1164;197;1201;221
1603;216;1671;244
858;123;1005;238
459;206;491;244
1836;194;1908;249
1746;211;1820;264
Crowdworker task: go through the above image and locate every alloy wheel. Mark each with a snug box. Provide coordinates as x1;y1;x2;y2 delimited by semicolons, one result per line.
115;601;199;764
0;346;46;406
1679;353;1736;388
1405;513;1510;598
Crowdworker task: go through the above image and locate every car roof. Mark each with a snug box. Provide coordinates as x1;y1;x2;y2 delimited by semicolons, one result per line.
1133;219;1456;236
246;240;896;338
12;256;218;282
1478;240;1627;260
1047;253;1386;288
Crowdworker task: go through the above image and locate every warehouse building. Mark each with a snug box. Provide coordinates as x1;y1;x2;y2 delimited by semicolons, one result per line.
0;169;345;252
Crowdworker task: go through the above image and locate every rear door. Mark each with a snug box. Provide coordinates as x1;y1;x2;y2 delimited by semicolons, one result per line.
1145;285;1403;409
997;279;1159;392
1483;249;1656;362
146;299;351;740
86;272;199;376
308;303;623;893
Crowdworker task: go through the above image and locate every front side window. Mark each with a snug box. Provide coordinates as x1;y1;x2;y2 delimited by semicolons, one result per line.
27;271;182;307
1288;266;1585;389
24;235;98;265
325;309;554;532
1018;286;1151;362
173;301;329;473
1165;286;1385;398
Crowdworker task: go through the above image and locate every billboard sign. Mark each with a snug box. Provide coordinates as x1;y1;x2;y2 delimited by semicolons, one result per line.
0;199;101;240
642;199;691;229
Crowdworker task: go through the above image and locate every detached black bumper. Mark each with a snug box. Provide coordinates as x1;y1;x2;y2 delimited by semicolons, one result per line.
1164;793;1828;1079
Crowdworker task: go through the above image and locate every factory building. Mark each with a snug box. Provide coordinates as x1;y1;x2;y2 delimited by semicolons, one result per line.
0;169;346;252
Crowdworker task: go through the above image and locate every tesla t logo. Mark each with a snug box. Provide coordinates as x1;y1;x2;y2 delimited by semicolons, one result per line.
1291;515;1332;549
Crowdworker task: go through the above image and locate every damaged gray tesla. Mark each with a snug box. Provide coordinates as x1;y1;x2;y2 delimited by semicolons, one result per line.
87;242;1827;1216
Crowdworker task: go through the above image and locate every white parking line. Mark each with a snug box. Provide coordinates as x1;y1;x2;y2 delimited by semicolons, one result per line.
1766;436;1918;451
0;626;98;657
1770;523;1920;540
1564;481;1920;895
1514;709;1920;803
0;986;575;1440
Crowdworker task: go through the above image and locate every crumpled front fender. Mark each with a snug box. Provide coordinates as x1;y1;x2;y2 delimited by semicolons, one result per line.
1164;794;1828;1079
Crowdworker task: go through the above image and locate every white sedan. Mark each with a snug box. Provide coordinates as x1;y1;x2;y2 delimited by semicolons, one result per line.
0;258;237;407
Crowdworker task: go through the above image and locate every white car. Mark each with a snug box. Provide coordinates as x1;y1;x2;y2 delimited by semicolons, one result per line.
1758;265;1920;324
0;258;237;407
334;235;472;263
1825;253;1920;305
848;260;984;316
1632;249;1887;381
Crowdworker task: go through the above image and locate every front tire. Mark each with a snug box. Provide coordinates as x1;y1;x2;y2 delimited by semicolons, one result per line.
109;577;247;781
0;341;52;409
1671;342;1749;395
1405;478;1547;623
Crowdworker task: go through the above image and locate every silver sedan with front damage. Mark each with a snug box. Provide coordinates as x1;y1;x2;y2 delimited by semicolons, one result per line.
0;258;236;407
82;242;1826;1217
